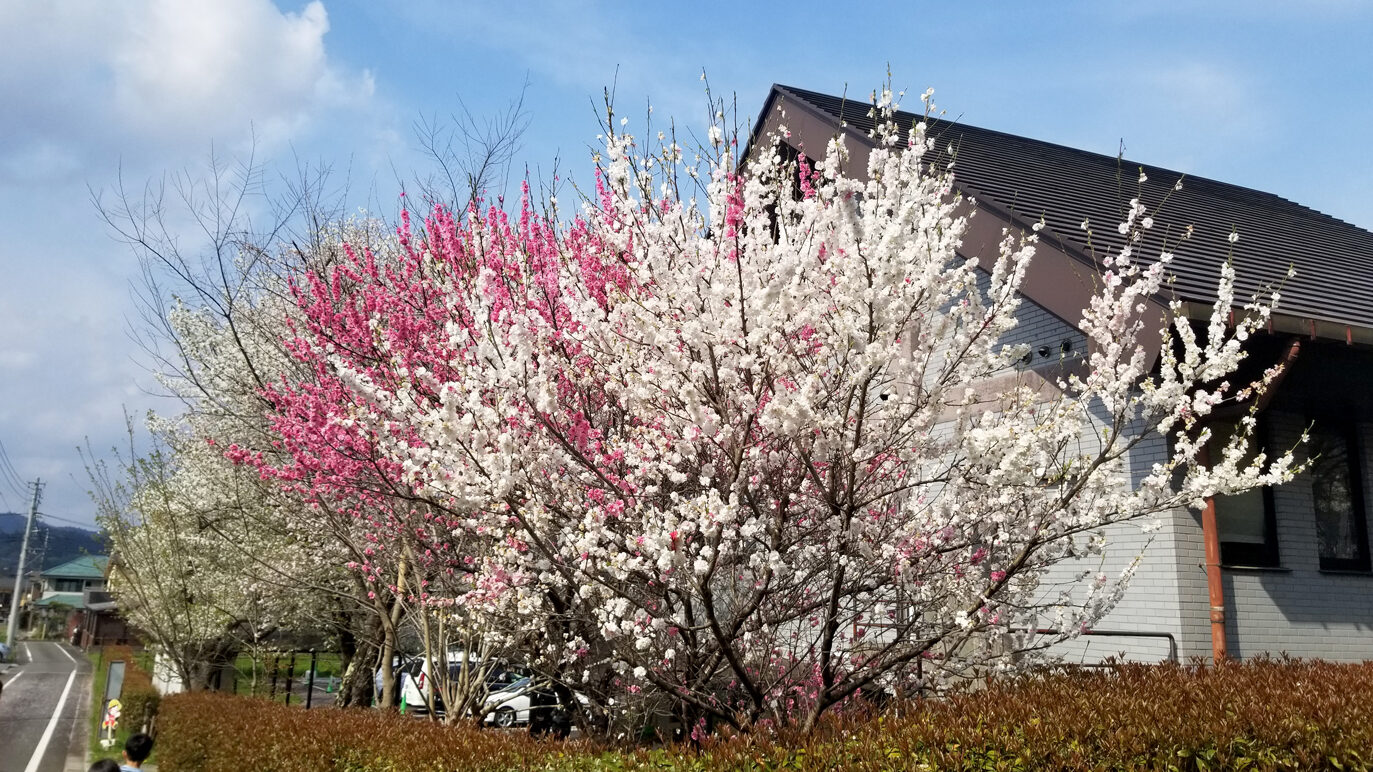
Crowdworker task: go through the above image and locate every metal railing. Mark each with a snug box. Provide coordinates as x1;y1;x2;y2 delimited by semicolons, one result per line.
1019;627;1179;664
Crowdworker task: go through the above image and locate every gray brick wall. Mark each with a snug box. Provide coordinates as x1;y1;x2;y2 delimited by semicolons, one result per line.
973;265;1087;372
1211;411;1373;660
951;289;1373;665
1065;410;1373;664
1039;429;1195;664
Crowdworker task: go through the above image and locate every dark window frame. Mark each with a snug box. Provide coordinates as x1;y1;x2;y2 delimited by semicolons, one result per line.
1213;418;1282;568
1309;421;1372;573
1218;486;1281;568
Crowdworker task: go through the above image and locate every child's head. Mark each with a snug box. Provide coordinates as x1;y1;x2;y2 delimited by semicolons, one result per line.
88;760;121;772
123;732;154;764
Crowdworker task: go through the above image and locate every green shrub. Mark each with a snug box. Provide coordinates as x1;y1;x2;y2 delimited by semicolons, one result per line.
155;660;1373;771
120;681;160;734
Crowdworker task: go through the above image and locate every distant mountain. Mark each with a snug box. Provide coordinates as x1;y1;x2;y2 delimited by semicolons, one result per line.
0;512;106;574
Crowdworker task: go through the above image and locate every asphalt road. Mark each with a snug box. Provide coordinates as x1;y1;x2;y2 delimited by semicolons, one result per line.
0;642;90;772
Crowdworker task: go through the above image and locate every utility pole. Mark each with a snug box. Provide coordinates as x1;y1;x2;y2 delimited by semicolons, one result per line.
5;479;41;654
34;527;49;574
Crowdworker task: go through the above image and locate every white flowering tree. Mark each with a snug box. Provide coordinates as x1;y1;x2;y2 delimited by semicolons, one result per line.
266;84;1299;733
93;171;417;702
95;105;537;707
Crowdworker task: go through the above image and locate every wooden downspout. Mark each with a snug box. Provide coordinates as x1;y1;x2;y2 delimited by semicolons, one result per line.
1199;338;1302;663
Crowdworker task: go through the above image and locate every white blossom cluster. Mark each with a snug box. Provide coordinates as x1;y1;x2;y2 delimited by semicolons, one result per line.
315;86;1296;729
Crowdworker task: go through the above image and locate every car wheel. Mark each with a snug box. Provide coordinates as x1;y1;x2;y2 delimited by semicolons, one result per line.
494;707;517;728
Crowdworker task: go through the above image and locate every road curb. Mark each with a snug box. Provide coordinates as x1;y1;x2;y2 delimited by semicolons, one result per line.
62;644;93;772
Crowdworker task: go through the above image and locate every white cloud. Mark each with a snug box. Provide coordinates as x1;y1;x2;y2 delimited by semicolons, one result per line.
110;0;372;147
0;0;374;172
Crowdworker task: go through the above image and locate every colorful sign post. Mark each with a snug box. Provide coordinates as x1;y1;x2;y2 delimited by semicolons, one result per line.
100;698;122;749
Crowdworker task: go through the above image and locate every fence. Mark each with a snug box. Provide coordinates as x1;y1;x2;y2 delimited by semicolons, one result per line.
229;649;347;708
153;649;347;708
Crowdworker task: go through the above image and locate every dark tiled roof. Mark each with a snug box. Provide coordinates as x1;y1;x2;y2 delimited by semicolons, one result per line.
769;85;1373;330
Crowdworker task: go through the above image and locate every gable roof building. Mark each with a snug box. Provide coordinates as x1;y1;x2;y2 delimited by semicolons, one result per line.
758;85;1373;342
42;554;109;579
751;85;1373;664
36;555;109;607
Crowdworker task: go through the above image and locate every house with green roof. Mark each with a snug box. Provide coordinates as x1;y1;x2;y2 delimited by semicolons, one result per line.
23;555;110;639
34;554;109;606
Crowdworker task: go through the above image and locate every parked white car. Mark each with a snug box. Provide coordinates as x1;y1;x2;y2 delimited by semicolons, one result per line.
482;676;589;727
377;652;527;714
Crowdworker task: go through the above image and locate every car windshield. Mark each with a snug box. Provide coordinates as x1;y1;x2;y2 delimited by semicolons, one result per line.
495;676;530;693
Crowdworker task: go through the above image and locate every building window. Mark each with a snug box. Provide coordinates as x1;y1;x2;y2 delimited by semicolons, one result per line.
54;579;82;592
1209;420;1280;567
1308;423;1371;572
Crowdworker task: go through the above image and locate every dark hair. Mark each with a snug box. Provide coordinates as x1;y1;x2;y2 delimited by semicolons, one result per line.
124;732;154;762
89;761;121;772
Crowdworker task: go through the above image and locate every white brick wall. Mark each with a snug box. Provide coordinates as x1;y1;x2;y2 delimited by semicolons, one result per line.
1039;429;1194;664
974;264;1087;371
1063;410;1373;664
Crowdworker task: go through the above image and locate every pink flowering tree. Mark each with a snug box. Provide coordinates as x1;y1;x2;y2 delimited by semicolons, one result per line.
269;86;1299;733
254;197;602;716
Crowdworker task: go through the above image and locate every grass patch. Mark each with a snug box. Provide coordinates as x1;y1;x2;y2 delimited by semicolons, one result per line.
230;650;345;701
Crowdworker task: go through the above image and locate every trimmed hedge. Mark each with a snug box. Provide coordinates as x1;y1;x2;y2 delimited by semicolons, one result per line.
157;659;1373;771
114;649;161;733
156;691;593;771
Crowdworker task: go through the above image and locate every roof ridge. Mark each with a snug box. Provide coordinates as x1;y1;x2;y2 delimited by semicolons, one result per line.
773;84;1361;230
763;84;1373;334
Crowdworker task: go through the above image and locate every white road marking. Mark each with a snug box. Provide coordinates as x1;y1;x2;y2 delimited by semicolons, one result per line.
24;667;76;772
24;643;30;661
3;671;23;688
53;643;76;664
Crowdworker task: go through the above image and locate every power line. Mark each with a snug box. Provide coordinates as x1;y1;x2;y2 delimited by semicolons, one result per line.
38;513;101;529
0;438;23;483
0;440;28;498
0;465;24;499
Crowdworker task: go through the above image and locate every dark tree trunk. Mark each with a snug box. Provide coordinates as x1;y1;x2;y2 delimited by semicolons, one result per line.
337;612;382;708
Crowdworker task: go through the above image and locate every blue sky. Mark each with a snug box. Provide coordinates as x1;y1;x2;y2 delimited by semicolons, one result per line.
0;0;1370;528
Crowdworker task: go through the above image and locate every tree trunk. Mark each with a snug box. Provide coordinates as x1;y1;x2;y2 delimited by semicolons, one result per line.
337;643;379;707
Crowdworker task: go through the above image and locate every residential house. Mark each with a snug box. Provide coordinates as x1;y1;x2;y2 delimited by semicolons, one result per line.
748;85;1373;663
75;590;139;649
30;554;110;639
